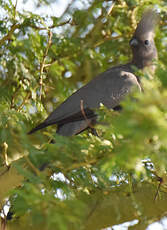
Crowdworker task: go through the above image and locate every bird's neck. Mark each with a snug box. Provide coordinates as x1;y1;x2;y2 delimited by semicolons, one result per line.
131;52;157;72
128;59;156;77
131;58;150;69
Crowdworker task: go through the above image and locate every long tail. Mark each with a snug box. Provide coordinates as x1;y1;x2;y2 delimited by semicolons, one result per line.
28;122;49;134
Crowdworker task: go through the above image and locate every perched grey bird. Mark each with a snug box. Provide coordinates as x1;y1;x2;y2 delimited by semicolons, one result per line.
28;10;158;136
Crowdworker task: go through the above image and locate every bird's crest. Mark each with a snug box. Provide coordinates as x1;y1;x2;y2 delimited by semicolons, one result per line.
134;9;158;38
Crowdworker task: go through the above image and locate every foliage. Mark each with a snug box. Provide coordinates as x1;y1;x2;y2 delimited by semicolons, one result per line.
0;0;167;230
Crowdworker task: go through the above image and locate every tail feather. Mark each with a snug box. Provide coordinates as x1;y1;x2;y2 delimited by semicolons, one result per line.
28;122;49;134
28;109;96;135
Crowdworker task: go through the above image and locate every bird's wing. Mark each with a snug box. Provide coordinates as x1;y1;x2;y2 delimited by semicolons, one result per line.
46;67;140;123
28;67;141;134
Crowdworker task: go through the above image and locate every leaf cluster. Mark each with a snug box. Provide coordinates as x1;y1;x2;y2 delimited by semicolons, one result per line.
0;0;167;230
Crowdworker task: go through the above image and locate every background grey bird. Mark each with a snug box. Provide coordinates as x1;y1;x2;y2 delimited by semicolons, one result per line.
28;9;158;136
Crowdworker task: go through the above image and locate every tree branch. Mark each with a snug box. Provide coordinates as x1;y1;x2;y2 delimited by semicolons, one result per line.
84;182;167;230
0;24;20;46
31;18;72;30
0;19;71;47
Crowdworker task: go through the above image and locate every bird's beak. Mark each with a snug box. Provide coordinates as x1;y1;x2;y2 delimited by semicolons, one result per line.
130;38;138;46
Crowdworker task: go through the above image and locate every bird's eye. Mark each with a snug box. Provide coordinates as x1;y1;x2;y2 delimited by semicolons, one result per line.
144;40;149;45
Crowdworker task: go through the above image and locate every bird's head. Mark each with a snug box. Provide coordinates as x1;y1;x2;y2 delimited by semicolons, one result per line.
130;9;158;70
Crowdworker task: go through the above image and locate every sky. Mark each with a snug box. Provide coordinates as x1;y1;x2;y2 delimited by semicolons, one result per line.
16;0;71;17
4;1;167;229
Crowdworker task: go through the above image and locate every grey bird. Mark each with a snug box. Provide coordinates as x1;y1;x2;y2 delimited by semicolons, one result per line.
28;9;158;136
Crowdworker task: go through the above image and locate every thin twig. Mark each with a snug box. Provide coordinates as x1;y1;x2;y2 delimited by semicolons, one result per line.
31;18;72;30
0;18;71;47
65;159;97;172
17;91;31;111
10;85;21;109
94;35;122;48
154;179;162;201
2;142;9;167
61;0;74;18
44;35;122;69
80;100;94;129
0;142;10;177
0;165;10;177
44;55;71;68
148;169;163;201
24;155;40;176
13;0;18;20
39;30;52;99
107;0;116;16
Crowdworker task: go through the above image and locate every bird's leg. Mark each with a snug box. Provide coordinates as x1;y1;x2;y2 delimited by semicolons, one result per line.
90;128;99;137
